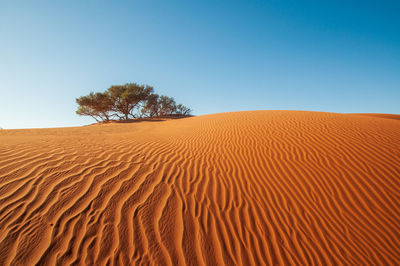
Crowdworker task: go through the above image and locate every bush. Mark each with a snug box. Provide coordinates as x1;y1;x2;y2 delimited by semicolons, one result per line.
141;93;160;117
107;83;154;119
76;92;114;122
76;83;192;122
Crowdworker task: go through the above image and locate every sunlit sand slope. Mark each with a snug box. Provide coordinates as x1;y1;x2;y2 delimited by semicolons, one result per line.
0;111;399;265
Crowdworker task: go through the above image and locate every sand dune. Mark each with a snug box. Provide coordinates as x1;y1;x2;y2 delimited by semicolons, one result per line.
351;113;400;121
0;111;399;265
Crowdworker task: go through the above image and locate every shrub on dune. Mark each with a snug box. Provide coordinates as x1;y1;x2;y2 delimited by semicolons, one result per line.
76;82;192;122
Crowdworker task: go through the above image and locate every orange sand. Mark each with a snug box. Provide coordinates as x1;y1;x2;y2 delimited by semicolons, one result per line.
0;111;399;265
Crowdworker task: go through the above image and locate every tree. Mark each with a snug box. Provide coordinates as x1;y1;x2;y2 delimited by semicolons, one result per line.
76;92;114;122
107;83;153;119
158;95;176;116
76;82;192;122
141;93;160;117
175;104;192;116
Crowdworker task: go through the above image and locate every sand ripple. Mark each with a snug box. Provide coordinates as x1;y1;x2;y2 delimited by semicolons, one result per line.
0;111;399;265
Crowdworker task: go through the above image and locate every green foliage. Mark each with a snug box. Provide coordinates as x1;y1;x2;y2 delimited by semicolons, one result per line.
158;95;176;116
175;104;192;116
141;93;160;117
76;82;192;122
107;83;154;119
75;92;114;122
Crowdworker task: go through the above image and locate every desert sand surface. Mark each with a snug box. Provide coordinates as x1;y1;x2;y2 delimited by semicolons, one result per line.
0;110;399;265
351;113;400;121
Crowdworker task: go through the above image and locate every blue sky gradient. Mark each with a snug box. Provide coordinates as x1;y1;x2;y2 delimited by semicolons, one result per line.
1;0;399;128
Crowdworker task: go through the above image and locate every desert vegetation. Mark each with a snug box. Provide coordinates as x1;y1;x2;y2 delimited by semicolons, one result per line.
76;83;192;122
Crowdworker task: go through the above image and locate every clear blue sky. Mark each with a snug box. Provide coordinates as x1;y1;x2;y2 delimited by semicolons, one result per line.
1;0;399;129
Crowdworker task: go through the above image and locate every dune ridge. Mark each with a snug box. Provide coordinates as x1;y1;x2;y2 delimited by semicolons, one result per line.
0;111;399;265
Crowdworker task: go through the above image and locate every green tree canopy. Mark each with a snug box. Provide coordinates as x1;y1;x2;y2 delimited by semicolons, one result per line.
158;95;176;116
175;104;192;116
76;92;114;122
141;93;160;117
107;83;154;119
76;82;192;122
